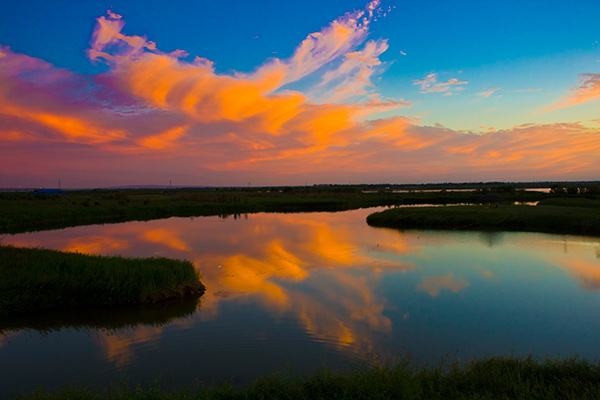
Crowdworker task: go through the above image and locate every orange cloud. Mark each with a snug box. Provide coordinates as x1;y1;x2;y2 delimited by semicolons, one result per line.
549;73;600;110
138;126;188;150
1;3;600;187
557;259;600;291
64;236;128;254
142;229;190;252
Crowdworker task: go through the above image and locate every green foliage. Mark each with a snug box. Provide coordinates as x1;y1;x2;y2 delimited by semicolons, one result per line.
0;188;547;234
538;197;600;208
18;357;600;399
367;203;600;236
0;246;204;316
550;184;600;196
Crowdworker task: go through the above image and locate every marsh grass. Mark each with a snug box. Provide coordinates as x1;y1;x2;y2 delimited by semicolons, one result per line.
0;188;545;234
538;197;600;208
367;203;600;236
0;246;204;316
19;357;600;399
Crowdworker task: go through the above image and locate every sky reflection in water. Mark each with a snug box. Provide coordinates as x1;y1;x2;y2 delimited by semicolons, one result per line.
2;208;600;395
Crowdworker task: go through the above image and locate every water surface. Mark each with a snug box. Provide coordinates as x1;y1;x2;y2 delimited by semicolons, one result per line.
2;208;600;396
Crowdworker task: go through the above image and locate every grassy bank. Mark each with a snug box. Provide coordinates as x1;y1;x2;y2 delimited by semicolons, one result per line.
0;246;205;316
0;187;546;234
20;357;600;400
366;202;600;236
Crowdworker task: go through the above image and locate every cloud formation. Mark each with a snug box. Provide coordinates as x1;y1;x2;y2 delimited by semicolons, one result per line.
413;73;468;96
0;2;599;186
477;87;500;98
417;273;469;297
550;73;600;110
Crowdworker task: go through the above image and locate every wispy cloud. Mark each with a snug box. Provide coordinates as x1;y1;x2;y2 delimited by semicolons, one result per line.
417;273;468;297
548;73;600;110
311;39;390;103
1;3;600;186
476;87;500;98
413;73;468;96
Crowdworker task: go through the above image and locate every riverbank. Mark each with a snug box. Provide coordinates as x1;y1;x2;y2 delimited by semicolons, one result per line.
0;246;205;316
0;187;546;234
19;357;600;399
366;201;600;236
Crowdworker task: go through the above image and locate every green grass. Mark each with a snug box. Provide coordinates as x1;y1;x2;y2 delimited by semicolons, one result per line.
19;357;600;400
538;197;600;208
0;246;205;316
366;203;600;236
0;188;546;234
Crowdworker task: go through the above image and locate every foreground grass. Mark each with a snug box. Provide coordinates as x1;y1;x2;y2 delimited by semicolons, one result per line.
367;203;600;236
0;187;545;234
20;357;600;400
0;246;205;316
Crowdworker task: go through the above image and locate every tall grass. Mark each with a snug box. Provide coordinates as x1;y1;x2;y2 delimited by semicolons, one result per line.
19;357;600;399
367;203;600;236
0;246;204;316
538;197;600;208
0;188;546;234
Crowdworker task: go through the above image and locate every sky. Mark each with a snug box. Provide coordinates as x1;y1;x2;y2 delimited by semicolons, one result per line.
0;0;599;187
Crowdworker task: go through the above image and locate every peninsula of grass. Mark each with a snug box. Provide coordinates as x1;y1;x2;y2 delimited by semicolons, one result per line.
19;357;600;400
0;186;547;234
367;202;600;236
0;246;205;316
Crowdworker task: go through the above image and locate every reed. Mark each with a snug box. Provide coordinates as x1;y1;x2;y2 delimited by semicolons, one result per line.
0;246;204;316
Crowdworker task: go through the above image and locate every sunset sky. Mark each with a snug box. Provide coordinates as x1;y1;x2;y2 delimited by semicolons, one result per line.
1;0;599;187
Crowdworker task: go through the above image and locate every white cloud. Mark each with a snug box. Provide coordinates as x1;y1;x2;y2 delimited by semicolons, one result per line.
476;87;500;98
413;73;468;96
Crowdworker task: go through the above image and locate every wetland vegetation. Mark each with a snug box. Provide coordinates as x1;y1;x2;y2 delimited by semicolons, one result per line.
2;182;600;398
20;357;600;400
0;246;204;316
367;201;600;236
0;184;571;234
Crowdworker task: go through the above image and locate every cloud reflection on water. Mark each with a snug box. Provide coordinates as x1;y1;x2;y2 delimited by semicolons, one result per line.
3;208;600;366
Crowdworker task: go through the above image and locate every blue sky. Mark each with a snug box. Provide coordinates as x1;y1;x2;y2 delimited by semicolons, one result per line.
0;1;599;186
2;0;598;131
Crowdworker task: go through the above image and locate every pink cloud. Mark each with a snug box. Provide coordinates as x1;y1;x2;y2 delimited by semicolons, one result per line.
477;87;501;98
1;3;599;187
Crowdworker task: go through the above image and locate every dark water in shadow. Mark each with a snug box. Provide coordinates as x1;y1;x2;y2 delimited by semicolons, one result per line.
0;298;200;334
2;207;600;396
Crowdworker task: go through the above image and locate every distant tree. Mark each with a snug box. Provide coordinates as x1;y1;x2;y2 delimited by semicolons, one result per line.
567;186;579;195
583;185;600;196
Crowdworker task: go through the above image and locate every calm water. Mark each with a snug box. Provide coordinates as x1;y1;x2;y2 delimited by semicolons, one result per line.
2;207;600;396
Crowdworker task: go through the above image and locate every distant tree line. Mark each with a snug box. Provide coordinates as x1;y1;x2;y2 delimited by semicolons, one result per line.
550;185;600;196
